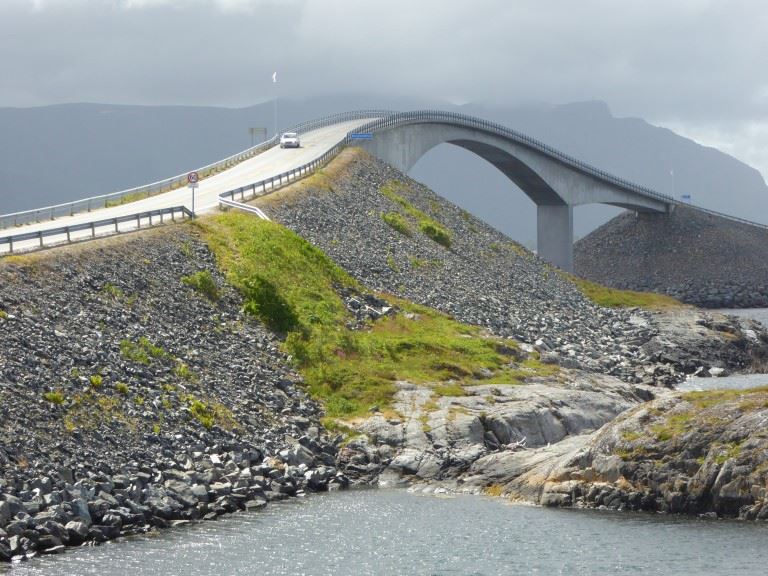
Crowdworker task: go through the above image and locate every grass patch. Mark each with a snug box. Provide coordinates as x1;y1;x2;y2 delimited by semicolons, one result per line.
184;395;240;431
105;190;149;208
0;310;7;320
714;441;743;465
621;429;643;442
419;220;452;248
195;213;550;420
115;382;129;395
320;417;363;443
651;411;693;441
567;275;682;309
43;391;65;404
433;383;466;397
64;392;137;433
380;181;452;249
683;386;768;409
173;361;197;382
120;337;169;365
386;253;399;272
408;256;439;269
89;374;103;389
101;282;124;300
382;212;412;236
182;270;220;302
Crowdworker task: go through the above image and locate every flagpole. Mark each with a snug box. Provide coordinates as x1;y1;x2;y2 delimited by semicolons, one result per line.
272;71;278;137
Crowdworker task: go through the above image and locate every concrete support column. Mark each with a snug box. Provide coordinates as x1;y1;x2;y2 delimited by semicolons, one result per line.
537;204;573;272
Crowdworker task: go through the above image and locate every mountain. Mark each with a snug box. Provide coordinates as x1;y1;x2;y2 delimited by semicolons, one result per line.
1;96;765;246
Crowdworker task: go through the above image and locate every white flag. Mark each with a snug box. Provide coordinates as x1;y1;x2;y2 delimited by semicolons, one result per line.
272;72;277;83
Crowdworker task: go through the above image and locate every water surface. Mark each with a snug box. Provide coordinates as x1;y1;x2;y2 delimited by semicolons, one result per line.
678;308;768;392
5;489;768;576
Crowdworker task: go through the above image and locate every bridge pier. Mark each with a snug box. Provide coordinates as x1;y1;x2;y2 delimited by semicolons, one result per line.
537;204;573;272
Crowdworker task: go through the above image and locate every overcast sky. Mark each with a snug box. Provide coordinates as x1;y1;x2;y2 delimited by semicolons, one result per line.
2;0;768;178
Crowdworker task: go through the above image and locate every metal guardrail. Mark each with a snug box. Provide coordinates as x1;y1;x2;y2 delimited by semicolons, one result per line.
0;206;193;254
348;110;768;231
217;131;353;215
0;109;393;230
3;108;767;253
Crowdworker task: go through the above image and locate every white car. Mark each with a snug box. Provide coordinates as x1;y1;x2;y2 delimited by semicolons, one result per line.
279;132;300;148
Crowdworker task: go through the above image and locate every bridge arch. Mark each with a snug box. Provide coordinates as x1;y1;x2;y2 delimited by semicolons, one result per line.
352;112;674;271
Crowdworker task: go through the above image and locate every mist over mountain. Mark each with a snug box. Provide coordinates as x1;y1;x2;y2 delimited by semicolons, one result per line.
1;95;765;246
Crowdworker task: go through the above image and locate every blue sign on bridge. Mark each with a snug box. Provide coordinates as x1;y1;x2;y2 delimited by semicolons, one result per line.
350;133;373;140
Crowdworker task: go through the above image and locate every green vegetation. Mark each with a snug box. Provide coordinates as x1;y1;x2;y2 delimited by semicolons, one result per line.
43;391;65;404
64;392;137;433
382;212;411;236
0;310;8;320
196;213;555;420
714;441;743;464
89;374;103;389
386;253;399;272
683;386;768;409
408;256;439;269
120;337;168;365
101;282;124;300
433;383;467;397
567;274;683;309
105;191;149;208
182;270;220;302
419;220;452;248
651;411;693;441
115;382;129;395
184;395;239;431
380;181;452;249
173;361;197;382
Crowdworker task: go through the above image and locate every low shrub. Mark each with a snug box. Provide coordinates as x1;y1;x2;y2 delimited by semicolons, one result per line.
382;212;411;236
182;270;220;302
420;221;452;248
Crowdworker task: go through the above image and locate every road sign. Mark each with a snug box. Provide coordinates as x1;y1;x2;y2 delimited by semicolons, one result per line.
350;133;373;140
187;171;199;184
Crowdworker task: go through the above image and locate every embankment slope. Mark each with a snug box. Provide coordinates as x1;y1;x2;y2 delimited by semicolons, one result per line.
574;205;768;308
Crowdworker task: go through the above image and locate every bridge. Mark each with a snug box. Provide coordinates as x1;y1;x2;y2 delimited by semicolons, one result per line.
0;110;690;270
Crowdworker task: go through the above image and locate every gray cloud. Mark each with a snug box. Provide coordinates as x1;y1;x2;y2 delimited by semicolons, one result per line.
2;0;767;176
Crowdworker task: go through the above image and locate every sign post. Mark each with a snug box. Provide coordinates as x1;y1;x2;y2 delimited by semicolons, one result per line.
187;172;199;215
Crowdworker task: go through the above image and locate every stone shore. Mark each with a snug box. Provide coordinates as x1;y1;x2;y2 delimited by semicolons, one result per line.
574;205;768;308
0;229;345;562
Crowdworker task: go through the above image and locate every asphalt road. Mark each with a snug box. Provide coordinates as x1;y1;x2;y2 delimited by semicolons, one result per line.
0;118;374;253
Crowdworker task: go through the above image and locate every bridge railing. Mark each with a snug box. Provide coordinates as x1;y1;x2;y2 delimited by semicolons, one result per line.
350;110;768;231
3;108;767;252
0;206;193;254
0;109;393;230
217;131;353;214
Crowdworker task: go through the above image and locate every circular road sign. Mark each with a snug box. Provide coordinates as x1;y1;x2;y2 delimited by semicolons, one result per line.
187;171;199;184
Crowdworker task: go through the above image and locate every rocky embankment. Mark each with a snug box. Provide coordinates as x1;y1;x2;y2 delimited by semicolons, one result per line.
574;205;768;308
259;149;766;384
0;229;345;562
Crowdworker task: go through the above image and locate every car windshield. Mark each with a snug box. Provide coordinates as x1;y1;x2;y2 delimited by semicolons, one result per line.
282;133;297;138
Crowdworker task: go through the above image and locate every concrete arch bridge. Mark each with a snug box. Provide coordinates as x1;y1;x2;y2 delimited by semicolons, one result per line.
352;111;675;271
